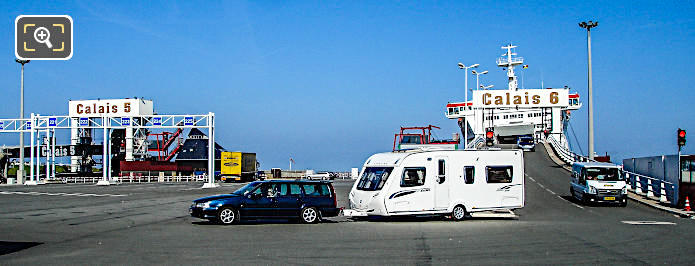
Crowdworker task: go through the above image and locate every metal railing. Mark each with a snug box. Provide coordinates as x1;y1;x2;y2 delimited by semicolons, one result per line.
468;135;485;149
60;175;206;184
546;134;578;164
496;57;524;66
623;170;676;205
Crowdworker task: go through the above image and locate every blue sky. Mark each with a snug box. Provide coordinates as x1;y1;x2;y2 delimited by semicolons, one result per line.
1;1;693;170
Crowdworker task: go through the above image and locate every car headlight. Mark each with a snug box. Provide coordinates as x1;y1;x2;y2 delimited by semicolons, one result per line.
196;202;212;208
588;186;597;194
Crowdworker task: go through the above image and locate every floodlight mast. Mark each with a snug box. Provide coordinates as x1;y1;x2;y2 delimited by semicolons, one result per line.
579;20;598;159
15;59;29;184
457;62;479;149
472;70;489;91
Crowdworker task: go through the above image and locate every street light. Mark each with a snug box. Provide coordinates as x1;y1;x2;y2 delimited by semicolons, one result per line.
579;20;598;159
457;62;479;149
471;70;488;91
480;84;494;90
15;59;29;184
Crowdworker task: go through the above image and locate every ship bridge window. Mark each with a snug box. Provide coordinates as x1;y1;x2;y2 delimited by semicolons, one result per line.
400;135;422;144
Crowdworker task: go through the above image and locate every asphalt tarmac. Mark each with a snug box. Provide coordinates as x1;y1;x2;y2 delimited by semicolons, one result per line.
1;145;694;265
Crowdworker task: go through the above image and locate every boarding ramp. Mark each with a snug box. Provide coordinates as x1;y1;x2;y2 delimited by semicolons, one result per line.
494;124;534;144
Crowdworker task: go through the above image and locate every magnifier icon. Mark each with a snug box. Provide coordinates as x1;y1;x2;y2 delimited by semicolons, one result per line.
33;27;53;49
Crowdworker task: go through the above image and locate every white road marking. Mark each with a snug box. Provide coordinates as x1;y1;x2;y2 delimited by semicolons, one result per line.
0;191;126;197
545;188;557;195
621;221;676;225
558;195;584;209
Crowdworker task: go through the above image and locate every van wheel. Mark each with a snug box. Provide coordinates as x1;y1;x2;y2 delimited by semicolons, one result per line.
581;193;591;206
300;207;320;224
217;207;239;225
452;205;467;221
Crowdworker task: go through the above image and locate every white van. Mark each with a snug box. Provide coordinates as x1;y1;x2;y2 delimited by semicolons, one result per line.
346;149;524;220
570;162;627;206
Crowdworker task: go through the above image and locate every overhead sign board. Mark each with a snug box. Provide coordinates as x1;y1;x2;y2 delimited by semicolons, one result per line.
184;116;194;126
48;117;57;127
472;89;569;108
121;117;131;126
152;117;162;126
69;99;154;118
79;117;88;126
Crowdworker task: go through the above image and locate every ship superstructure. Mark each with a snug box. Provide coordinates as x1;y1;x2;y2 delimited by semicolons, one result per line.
446;44;581;149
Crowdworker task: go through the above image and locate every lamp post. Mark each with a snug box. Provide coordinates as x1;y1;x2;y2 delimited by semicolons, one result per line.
457;62;479;149
579;20;598;160
15;59;29;184
480;84;494;90
471;70;488;91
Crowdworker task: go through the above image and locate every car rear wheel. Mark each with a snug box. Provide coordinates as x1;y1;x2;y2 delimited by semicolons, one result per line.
300;207;320;224
452;205;467;221
217;207;239;225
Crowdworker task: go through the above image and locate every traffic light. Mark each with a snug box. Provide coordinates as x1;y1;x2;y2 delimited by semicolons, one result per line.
678;128;686;148
486;130;494;147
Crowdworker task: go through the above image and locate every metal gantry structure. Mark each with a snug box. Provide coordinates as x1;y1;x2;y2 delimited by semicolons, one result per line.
0;112;218;188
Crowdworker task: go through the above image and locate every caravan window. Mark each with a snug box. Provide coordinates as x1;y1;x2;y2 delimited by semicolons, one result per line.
357;167;393;191
464;166;474;184
486;166;513;183
401;167;426;187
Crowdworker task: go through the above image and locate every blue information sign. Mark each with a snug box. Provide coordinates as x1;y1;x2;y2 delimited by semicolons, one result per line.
184;117;194;126
0;121;4;129
152;117;162;126
48;117;57;127
26;121;31;130
79;117;88;127
121;117;131;126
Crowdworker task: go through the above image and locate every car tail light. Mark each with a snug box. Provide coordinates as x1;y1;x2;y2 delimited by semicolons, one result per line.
330;184;337;207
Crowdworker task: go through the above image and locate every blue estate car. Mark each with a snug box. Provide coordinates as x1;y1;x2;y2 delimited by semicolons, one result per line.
190;180;340;224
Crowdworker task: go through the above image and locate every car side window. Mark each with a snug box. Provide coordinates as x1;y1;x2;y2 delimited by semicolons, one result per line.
251;183;273;197
276;183;289;196
302;184;317;196
289;183;302;196
302;184;325;197
318;184;331;196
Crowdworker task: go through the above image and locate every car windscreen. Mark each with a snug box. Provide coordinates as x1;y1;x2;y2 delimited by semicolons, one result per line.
356;167;394;191
232;181;262;195
586;167;621;181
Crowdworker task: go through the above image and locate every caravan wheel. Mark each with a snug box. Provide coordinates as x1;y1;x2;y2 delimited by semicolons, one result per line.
452;205;467;221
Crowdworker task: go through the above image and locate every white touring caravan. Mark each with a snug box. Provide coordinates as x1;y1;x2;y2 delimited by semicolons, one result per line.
346;149;524;220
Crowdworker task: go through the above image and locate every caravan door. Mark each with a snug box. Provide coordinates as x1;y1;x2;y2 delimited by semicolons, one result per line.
434;157;450;210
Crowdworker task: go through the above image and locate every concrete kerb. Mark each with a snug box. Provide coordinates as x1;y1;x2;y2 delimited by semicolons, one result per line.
542;142;693;218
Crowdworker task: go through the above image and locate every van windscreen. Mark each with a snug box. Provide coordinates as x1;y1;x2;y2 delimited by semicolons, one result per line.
586;167;621;181
357;167;394;191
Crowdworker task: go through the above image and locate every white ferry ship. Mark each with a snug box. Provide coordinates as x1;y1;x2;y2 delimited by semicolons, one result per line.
446;44;581;149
